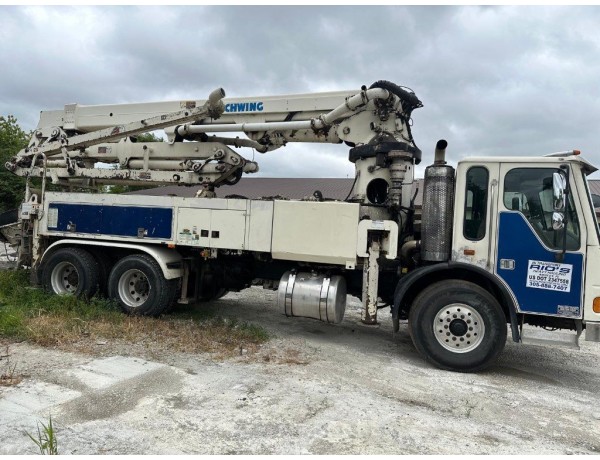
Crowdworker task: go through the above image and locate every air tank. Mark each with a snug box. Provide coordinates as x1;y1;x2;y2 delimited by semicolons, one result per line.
277;271;346;324
421;140;456;262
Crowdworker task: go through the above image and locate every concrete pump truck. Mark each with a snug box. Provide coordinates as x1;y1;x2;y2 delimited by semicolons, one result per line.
2;80;600;372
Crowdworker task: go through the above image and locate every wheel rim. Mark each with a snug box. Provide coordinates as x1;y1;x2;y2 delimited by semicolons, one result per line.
433;303;485;353
118;269;150;308
50;261;79;294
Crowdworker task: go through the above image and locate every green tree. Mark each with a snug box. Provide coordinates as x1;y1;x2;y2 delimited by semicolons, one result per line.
134;132;164;143
0;116;29;212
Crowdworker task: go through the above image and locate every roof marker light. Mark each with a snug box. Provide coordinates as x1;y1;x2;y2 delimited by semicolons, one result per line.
545;150;582;158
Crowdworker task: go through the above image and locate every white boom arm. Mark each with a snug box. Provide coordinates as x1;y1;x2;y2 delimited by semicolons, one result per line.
7;81;423;208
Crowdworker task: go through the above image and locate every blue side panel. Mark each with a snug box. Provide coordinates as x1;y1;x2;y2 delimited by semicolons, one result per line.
496;212;583;317
49;203;173;239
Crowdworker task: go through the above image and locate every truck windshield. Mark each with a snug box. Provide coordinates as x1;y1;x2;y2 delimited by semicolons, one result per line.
581;170;600;243
503;167;580;251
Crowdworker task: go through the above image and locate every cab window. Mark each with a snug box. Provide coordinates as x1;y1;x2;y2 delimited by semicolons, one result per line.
503;168;580;250
464;167;489;241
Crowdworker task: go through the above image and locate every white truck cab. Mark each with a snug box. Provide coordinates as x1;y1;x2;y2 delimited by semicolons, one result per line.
453;155;600;330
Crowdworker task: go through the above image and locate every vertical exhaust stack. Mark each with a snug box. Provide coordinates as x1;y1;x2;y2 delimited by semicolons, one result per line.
421;139;455;262
434;139;448;164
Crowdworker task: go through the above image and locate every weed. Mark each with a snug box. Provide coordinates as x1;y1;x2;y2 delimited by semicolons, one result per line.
0;345;22;386
464;400;477;418
26;415;58;455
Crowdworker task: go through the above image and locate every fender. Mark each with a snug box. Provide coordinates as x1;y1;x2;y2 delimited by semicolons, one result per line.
393;261;521;342
40;240;184;280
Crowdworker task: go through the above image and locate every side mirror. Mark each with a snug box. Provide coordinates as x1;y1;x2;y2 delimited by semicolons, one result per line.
553;172;566;211
552;211;565;230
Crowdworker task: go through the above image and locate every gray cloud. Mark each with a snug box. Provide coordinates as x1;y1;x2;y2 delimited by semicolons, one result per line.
2;5;600;178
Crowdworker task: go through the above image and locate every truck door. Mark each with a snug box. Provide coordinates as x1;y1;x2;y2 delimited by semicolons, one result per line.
495;166;586;318
456;164;500;270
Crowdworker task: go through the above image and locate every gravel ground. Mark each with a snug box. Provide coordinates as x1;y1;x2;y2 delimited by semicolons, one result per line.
1;285;600;455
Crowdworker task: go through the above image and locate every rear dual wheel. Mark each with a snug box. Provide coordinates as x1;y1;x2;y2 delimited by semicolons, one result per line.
41;248;178;316
108;254;178;316
199;287;229;302
41;247;100;299
88;249;113;296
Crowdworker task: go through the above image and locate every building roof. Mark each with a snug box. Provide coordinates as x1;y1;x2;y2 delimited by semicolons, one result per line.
588;180;600;196
130;177;600;210
131;177;361;201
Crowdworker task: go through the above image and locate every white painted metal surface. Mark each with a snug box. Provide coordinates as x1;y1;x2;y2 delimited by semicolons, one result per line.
39;192;362;267
356;219;398;259
271;200;360;266
36;90;359;133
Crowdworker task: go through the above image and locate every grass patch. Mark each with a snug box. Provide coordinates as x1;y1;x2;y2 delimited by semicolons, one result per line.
0;269;269;357
26;415;58;455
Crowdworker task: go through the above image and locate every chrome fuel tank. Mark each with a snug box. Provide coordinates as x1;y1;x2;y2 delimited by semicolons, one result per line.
277;271;346;324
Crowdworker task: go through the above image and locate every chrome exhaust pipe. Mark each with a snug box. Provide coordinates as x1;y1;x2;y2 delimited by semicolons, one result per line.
434;139;448;164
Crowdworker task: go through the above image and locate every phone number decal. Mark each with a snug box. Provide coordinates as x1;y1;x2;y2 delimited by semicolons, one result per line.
526;260;572;293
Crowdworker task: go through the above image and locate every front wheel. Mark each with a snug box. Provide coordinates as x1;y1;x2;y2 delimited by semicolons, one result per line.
408;280;507;372
108;254;178;316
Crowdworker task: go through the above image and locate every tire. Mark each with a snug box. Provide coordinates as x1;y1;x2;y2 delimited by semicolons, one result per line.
108;253;178;316
88;249;113;296
214;288;229;300
408;280;507;372
162;277;182;314
198;288;229;302
41;247;100;299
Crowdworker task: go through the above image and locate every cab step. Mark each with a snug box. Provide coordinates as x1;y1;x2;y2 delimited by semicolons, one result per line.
520;323;582;350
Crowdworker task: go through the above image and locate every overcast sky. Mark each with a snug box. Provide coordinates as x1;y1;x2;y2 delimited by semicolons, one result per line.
2;5;600;179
